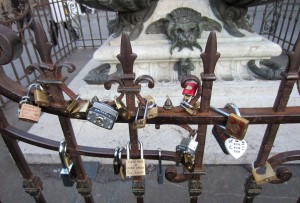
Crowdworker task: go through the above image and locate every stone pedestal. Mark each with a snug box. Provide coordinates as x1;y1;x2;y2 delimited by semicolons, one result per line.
92;0;282;82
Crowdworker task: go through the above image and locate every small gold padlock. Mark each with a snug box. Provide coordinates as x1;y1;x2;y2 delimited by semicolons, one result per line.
133;99;148;129
64;95;80;113
125;141;145;177
114;96;131;120
34;85;50;107
145;95;158;119
70;100;91;118
251;162;277;184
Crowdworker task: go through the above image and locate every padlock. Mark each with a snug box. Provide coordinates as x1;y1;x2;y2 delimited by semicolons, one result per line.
212;103;243;154
18;84;41;123
126;141;146;177
180;81;200;115
157;148;163;184
33;85;50;107
210;105;249;140
87;101;119;130
133;99;148;129
64;95;80;114
251;162;277;184
176;130;198;172
59;140;76;187
145;95;158;119
70;100;91;119
119;148;125;179
113;147;121;175
114;96;131;120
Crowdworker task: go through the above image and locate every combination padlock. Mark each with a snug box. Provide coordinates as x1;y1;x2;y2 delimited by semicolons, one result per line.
176;130;198;172
33;84;50;107
145;95;158;119
133;99;148;129
251;162;277;184
126;141;146;177
18;84;42;123
210;105;249;140
59;140;76;187
114;96;131;120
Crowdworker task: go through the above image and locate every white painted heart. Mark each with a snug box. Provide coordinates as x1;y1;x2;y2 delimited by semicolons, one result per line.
225;138;247;159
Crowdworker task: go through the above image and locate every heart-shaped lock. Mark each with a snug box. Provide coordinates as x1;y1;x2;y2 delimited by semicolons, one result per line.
224;138;247;159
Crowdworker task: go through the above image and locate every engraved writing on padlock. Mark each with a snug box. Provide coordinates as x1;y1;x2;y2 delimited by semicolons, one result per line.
176;130;198;172
33;85;50;107
125;141;146;177
133;99;148;129
114;96;131;120
145;95;158;119
210;105;249;140
251;162;277;184
18;84;41;123
59;140;76;187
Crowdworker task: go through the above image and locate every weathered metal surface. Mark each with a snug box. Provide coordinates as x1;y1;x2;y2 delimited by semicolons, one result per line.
0;5;300;202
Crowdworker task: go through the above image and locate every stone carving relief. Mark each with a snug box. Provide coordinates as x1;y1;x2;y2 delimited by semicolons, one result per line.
247;59;285;80
76;0;159;40
209;0;278;37
173;58;195;81
146;7;222;54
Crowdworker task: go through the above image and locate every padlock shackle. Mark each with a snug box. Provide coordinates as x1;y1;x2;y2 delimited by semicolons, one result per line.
26;83;40;97
126;140;143;160
135;99;149;121
59;140;70;171
225;103;241;117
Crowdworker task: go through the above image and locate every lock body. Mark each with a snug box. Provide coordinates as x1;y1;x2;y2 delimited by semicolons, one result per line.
87;102;119;130
181;81;200;115
176;132;198;172
70;100;91;118
212;125;230;154
252;162;277;184
59;140;76;187
126;141;146;177
133;99;148;129
34;89;50;107
115;96;131;120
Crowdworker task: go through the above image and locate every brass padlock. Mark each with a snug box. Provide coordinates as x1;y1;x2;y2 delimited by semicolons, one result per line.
210;105;249;140
251;162;277;184
133;99;148;129
59;140;76;187
64;95;80;113
18;84;41;123
33;85;50;107
70;100;91;119
126;141;145;177
114;96;131;120
145;95;158;119
180;101;197;115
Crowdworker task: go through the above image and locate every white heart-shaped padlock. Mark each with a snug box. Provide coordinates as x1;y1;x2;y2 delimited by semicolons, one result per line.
225;138;247;159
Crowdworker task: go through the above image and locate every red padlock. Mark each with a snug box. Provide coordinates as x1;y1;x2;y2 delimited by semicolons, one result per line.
182;81;198;97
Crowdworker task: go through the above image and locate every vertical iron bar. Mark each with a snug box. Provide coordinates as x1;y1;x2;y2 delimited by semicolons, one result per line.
76;7;85;48
10;61;21;85
277;0;290;44
56;0;69;56
86;12;94;48
259;3;269;34
282;0;297;50
96;10;103;44
0;108;46;203
19;57;31;85
287;2;300;52
271;1;283;41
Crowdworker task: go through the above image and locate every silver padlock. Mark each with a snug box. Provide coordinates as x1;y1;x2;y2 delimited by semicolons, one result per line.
133;99;148;129
59;140;76;187
126;141;145;177
176;130;198;172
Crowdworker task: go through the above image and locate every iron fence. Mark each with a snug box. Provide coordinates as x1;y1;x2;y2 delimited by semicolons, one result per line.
0;0;299;107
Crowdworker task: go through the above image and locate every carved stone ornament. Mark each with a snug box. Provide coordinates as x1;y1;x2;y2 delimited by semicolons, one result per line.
173;58;195;81
209;0;278;37
247;59;285;80
76;0;159;40
83;63;123;84
146;7;222;54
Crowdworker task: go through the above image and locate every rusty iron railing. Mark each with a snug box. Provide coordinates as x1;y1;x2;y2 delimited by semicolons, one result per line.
0;1;300;202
